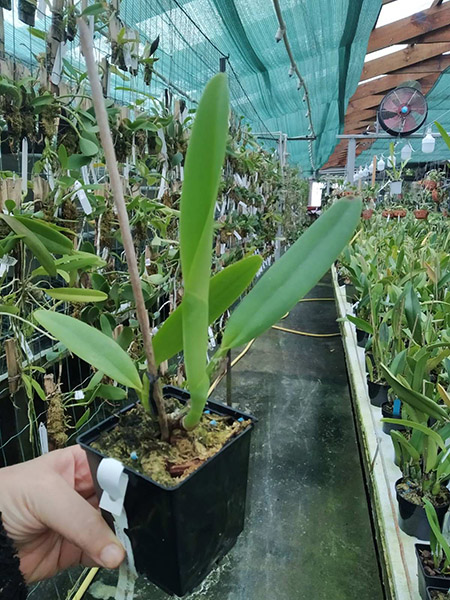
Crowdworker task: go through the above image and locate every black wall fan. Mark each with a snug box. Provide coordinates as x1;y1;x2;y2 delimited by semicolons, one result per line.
377;82;428;136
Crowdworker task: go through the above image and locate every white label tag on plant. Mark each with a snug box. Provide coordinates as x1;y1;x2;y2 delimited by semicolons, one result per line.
50;42;67;86
233;230;242;241
145;258;151;266
74;390;85;401
0;255;17;277
81;166;90;186
21;138;28;194
220;243;226;255
73;181;92;215
39;423;49;454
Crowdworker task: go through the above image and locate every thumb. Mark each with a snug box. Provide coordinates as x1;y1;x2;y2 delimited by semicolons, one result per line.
33;474;125;569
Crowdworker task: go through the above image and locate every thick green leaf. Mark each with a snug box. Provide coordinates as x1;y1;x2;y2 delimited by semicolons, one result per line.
44;288;108;303
14;216;73;255
0;305;19;315
153;255;262;365
32;252;106;277
75;408;91;429
79;136;99;157
346;314;373;334
220;197;362;351
179;74;229;430
34;310;142;391
96;384;127;401
68;154;91;170
381;418;446;451
405;282;422;344
381;364;448;421
116;326;133;351
0;214;56;276
390;429;420;462
435;121;450;152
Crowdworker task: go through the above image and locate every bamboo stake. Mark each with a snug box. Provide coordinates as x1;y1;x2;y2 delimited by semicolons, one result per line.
371;156;377;187
5;339;19;394
78;18;169;441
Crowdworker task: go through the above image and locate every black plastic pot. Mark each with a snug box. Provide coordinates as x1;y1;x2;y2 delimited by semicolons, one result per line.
417;545;450;600
397;480;449;541
18;0;36;25
78;386;255;597
381;402;405;435
426;588;450;600
356;328;369;348
367;380;388;407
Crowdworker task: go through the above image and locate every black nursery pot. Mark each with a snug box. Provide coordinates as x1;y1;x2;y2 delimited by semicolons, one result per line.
416;545;450;600
78;386;255;597
356;328;369;347
426;588;450;600
381;402;406;434
397;480;449;541
367;380;388;407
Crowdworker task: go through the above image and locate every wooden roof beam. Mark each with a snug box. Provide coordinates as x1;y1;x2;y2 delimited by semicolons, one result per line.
393;54;450;73
351;72;437;101
361;42;450;82
368;3;450;53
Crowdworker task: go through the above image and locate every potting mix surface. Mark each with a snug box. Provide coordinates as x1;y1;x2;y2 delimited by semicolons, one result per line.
92;401;251;487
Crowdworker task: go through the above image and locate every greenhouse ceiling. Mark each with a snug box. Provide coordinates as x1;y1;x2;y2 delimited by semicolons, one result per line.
1;0;382;174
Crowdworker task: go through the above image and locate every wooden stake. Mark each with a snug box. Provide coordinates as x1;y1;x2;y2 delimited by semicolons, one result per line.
371;156;377;187
5;339;19;394
226;349;232;407
78;18;169;441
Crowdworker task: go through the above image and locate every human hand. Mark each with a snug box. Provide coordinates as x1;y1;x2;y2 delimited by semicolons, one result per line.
0;445;125;582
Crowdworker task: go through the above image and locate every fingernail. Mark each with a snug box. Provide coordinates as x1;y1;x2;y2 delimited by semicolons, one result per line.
100;543;124;569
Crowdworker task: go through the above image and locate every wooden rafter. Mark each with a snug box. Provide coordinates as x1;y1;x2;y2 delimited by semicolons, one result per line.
322;4;450;169
362;42;450;82
367;3;450;53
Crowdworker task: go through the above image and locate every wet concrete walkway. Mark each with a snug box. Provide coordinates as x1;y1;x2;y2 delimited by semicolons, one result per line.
79;274;385;600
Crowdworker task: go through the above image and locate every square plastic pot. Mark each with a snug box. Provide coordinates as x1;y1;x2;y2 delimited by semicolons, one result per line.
417;544;450;599
77;385;256;597
426;588;450;600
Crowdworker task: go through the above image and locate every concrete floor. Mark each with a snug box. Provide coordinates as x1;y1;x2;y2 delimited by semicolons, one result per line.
30;275;385;600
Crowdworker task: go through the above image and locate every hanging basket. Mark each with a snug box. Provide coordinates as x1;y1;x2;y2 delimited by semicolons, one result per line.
414;209;429;220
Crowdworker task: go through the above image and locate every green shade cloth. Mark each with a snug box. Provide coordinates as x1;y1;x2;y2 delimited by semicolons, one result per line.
2;0;381;173
356;67;450;168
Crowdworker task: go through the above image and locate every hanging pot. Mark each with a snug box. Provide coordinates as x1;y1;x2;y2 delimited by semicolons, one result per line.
416;544;450;600
393;209;407;218
415;210;429;220
389;180;402;195
78;386;256;597
367;380;388;407
396;479;450;541
18;0;37;25
361;209;373;220
382;209;394;218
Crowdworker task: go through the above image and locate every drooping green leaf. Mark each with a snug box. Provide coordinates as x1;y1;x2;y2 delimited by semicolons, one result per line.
381;418;446;451
405;282;423;344
32;252;106;277
0;305;19;315
153;254;262;365
381;363;448;421
44;288;108;303
14;216;73;255
81;2;105;16
75;409;91;429
68;154;91;170
96;384;127;401
220;197;362;351
346;314;373;334
179;73;229;430
435;121;450;152
34;310;142;391
390;429;420;462
0;214;56;276
116;326;134;351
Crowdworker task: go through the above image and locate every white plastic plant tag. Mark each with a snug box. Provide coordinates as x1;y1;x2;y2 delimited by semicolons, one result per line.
0;255;17;277
101;247;109;261
238;201;248;214
96;458;137;600
73;180;92;215
145;258;151;266
74;390;85;401
180;165;184;181
81;165;90;186
21;138;28;194
39;423;49;454
220;243;226;255
208;327;216;349
50;42;67;86
233;230;242;241
157;164;168;199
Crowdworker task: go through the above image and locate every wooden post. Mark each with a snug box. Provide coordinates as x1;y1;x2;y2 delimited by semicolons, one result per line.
226;349;232;407
5;339;19;395
371;156;377;187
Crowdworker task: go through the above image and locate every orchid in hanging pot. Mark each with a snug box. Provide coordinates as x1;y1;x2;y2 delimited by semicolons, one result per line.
387;142;408;196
